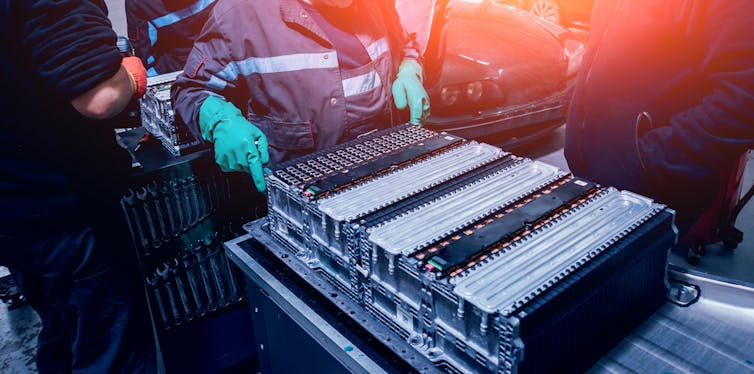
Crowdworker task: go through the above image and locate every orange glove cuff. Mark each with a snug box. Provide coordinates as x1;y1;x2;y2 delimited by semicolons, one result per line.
122;56;147;98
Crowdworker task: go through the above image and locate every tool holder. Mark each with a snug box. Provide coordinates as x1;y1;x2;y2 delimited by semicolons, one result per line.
121;168;246;329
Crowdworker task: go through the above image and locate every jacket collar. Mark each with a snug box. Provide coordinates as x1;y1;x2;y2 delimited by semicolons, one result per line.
280;0;332;46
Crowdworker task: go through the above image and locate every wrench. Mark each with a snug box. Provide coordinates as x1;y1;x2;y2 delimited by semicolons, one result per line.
136;186;160;249
204;175;216;216
181;251;206;317
159;183;179;237
156;262;183;325
218;254;242;303
170;180;186;233
206;238;229;307
179;178;194;229
193;176;209;222
219;248;243;302
122;188;149;250
170;259;194;322
187;176;202;226
147;181;171;244
146;273;170;329
193;241;217;312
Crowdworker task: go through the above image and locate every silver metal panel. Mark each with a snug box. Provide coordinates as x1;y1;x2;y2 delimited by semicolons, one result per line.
318;142;506;222
140;71;202;155
146;70;182;86
224;234;389;374
368;160;565;256
453;189;663;315
591;269;754;374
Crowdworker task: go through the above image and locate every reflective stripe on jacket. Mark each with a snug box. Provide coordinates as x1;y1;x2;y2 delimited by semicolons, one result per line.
172;0;421;164
126;0;216;76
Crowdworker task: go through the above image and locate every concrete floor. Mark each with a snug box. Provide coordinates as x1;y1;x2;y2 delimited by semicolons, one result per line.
0;301;41;374
2;2;752;372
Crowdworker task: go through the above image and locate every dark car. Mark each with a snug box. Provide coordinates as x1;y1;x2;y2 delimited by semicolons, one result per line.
498;0;594;28
397;0;584;148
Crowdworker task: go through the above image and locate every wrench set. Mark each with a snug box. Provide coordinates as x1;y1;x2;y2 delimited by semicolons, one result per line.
121;171;245;329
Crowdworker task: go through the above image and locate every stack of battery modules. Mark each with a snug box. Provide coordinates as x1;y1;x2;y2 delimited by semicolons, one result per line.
265;124;677;373
140;71;204;156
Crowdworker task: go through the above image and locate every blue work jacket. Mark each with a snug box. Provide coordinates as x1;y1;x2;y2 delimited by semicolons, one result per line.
565;0;754;227
126;0;217;76
172;0;421;164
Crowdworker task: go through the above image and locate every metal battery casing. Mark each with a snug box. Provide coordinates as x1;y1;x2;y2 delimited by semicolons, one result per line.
267;126;509;300
140;71;203;156
264;126;678;373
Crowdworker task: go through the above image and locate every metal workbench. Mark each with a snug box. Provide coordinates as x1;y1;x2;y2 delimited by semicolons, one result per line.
592;269;754;373
226;219;754;373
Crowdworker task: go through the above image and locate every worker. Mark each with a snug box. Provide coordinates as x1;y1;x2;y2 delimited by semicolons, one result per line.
126;0;217;76
172;0;431;192
565;1;754;242
0;1;155;372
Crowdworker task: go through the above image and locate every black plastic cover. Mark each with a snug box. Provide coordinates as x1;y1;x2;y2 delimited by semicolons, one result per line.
304;134;464;197
421;178;597;274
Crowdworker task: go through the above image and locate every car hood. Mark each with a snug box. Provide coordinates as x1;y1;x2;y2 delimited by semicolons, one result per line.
428;2;569;113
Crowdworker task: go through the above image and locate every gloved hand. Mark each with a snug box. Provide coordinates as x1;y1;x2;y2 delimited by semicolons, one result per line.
121;56;147;98
392;59;430;125
199;96;270;192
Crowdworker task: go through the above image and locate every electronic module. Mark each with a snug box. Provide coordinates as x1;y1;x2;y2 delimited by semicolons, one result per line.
140;71;203;156
265;124;677;373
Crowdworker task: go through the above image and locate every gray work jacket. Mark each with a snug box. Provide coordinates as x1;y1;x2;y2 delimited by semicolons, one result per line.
173;0;421;163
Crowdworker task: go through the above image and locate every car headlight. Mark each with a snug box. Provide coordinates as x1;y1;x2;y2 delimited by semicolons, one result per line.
438;80;501;112
441;86;461;107
466;81;484;102
564;39;585;77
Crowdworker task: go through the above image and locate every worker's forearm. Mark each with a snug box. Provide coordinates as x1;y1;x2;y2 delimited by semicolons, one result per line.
70;65;135;120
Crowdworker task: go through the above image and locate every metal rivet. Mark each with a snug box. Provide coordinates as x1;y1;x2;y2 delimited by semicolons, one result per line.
330;97;337;105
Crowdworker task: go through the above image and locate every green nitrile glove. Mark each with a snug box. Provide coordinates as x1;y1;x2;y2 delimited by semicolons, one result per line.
199;95;269;192
392;58;431;125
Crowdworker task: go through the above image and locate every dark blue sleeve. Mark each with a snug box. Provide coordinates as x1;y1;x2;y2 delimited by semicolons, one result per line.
639;1;754;181
18;0;123;100
125;0;152;68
